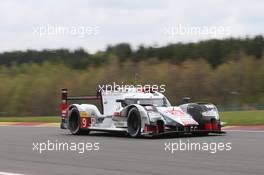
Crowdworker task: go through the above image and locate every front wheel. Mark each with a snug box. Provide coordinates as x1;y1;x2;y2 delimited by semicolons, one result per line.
68;107;89;135
127;108;141;138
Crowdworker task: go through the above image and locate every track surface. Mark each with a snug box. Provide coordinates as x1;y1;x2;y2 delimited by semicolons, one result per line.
0;126;263;175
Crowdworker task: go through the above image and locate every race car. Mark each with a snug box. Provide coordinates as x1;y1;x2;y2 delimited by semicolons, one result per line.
60;87;225;137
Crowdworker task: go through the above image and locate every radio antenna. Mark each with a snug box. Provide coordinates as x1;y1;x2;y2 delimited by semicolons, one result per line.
134;73;139;85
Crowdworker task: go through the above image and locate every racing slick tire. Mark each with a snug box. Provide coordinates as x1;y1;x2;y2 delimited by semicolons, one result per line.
68;107;90;135
127;107;141;138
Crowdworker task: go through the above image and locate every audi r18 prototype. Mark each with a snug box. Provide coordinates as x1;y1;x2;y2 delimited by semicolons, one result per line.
60;88;225;137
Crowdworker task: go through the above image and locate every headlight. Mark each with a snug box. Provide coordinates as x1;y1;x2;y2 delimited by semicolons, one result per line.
148;111;162;122
201;110;219;120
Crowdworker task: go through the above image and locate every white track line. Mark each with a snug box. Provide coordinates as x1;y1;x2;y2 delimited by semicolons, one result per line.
0;172;25;175
224;130;264;133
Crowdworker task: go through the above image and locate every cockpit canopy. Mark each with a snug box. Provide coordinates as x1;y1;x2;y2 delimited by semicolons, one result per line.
119;97;171;107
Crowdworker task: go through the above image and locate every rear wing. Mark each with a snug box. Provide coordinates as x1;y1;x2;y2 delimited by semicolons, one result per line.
60;88;101;128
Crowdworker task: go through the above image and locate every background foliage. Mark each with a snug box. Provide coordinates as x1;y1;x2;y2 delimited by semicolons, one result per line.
0;36;263;116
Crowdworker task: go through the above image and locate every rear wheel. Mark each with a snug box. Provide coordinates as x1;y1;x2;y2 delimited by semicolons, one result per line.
68;107;89;135
127;108;141;138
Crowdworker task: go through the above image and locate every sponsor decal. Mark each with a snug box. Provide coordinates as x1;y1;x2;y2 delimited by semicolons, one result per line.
168;109;185;116
80;111;89;118
81;117;90;128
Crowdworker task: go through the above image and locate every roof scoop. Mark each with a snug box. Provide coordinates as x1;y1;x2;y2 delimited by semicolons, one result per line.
182;97;191;103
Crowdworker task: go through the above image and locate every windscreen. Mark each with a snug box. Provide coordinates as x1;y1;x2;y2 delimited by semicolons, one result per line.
123;98;170;107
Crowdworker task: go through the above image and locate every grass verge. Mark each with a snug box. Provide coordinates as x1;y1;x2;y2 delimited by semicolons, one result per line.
220;110;264;125
0;116;60;123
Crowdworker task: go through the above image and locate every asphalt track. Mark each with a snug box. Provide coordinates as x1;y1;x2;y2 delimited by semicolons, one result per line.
0;126;263;175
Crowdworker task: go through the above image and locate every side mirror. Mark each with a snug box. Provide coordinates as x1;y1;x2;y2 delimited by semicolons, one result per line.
182;97;191;103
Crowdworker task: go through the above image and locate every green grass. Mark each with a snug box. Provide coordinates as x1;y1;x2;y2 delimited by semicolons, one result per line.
220;110;264;125
0;116;60;123
0;110;263;125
